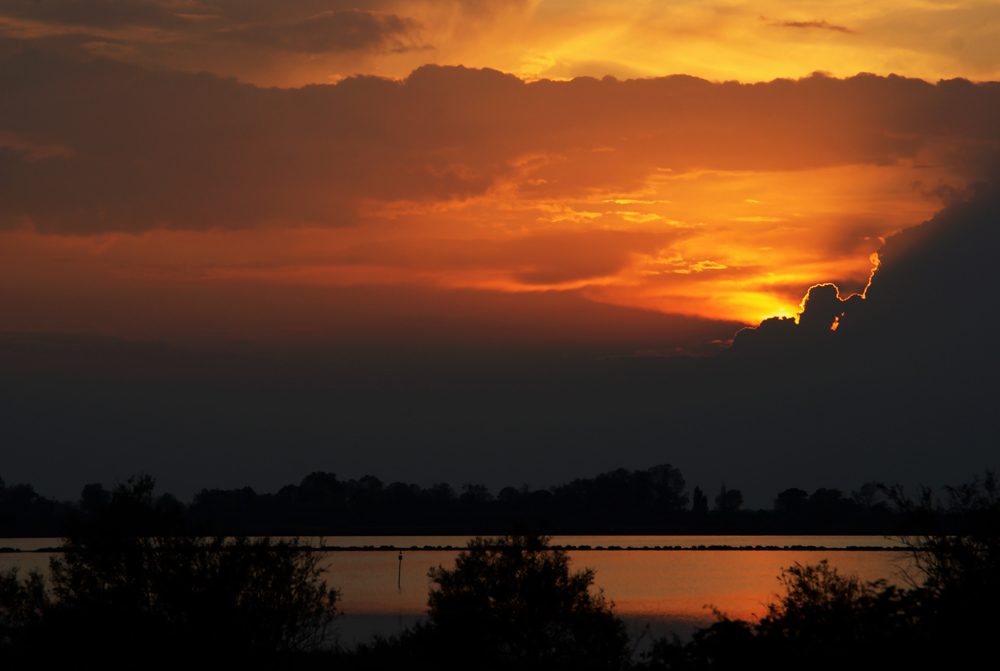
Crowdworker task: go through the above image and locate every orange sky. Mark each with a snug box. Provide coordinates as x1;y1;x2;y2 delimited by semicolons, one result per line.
6;1;1000;86
3;0;1000;351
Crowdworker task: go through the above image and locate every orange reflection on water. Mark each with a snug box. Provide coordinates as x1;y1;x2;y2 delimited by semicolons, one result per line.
315;544;913;638
0;538;916;644
576;549;913;631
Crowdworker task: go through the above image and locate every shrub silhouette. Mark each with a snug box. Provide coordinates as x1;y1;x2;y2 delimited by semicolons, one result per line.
882;471;1000;662
0;475;339;666
414;532;629;670
645;474;1000;670
752;561;912;665
644;561;912;670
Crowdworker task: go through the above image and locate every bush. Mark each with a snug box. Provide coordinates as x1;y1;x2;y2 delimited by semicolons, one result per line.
418;533;629;669
0;475;339;666
644;474;1000;670
883;471;1000;658
644;561;912;670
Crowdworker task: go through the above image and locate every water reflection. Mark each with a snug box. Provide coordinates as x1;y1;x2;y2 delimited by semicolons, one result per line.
0;536;912;646
316;537;910;645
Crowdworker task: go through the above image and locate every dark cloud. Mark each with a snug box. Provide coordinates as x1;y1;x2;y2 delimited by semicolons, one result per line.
0;282;745;364
221;9;420;54
0;1;424;63
334;231;677;286
0;0;193;29
0;289;747;500
730;176;1000;356
772;19;855;34
3;47;1000;234
0;1;402;32
838;177;1000;352
723;281;850;354
796;283;846;333
711;179;1000;500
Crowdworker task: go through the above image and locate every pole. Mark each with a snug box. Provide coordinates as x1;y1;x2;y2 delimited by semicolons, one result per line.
398;551;402;589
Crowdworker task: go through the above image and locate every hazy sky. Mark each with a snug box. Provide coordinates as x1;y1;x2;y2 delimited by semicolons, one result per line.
2;1;998;504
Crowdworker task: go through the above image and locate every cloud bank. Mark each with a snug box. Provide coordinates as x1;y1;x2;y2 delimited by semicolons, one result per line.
3;45;999;235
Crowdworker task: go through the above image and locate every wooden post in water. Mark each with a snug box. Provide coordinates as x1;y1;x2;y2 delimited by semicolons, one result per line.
398;551;403;589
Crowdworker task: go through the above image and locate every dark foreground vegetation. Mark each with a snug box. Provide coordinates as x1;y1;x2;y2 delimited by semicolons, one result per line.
640;474;1000;669
0;476;339;668
2;472;998;669
2;463;899;537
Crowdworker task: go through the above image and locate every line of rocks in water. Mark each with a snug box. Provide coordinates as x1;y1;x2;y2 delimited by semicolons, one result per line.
3;544;906;553
305;544;905;552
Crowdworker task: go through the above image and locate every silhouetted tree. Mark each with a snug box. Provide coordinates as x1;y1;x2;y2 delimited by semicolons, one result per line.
752;560;911;659
461;483;494;504
715;485;743;514
691;486;709;514
850;481;884;509
883;471;1000;659
416;533;630;670
498;486;521;504
0;479;68;536
775;488;808;512
79;482;111;517
637;463;690;511
0;567;49;649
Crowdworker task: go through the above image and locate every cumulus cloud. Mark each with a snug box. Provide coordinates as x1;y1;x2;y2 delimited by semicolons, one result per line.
730;169;1000;361
796;283;846;333
838;177;1000;350
721;175;1000;493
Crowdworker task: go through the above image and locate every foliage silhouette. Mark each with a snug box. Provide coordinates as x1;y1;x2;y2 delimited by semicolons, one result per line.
644;473;1000;669
886;472;1000;595
378;532;630;670
5;465;907;536
882;471;1000;659
714;485;742;513
0;567;49;647
0;475;339;667
644;561;912;670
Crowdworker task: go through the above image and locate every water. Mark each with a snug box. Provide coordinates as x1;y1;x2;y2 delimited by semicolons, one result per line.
0;536;913;647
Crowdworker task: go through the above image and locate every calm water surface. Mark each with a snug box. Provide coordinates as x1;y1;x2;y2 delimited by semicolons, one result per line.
1;536;913;646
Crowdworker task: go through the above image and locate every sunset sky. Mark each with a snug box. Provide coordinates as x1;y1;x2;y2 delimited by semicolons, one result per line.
3;1;999;502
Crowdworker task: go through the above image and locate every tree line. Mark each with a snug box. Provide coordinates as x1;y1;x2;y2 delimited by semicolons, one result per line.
2;465;899;537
